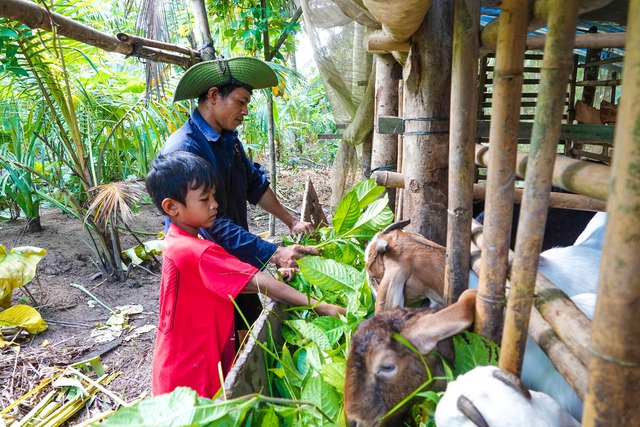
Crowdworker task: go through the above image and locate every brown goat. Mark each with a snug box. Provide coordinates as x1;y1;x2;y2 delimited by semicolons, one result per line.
366;219;447;314
344;289;477;427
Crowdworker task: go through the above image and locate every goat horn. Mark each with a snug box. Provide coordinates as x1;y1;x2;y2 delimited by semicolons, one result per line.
376;238;389;254
382;219;411;234
492;369;532;400
457;395;489;427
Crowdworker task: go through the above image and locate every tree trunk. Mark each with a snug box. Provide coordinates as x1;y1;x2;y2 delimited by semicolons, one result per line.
402;0;453;246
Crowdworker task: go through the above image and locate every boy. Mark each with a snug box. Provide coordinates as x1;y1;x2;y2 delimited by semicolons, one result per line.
145;151;345;398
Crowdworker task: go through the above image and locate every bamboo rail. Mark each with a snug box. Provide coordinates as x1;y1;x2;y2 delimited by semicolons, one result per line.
501;0;581;377
475;144;611;201
372;171;607;212
474;0;529;344
0;0;199;68
368;31;625;54
445;0;480;304
583;0;640;423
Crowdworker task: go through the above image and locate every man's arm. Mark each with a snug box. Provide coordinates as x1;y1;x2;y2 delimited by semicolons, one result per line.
257;187;314;235
200;216;277;269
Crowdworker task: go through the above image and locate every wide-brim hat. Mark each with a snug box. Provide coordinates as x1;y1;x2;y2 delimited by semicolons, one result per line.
173;57;278;102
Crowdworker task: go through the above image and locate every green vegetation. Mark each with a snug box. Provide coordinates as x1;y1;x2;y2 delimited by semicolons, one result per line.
0;0;338;280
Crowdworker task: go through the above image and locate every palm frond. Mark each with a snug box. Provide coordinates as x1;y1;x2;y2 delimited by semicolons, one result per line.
85;181;143;228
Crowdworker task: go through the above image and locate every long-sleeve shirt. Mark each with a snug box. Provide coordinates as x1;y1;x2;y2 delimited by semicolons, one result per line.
160;108;278;268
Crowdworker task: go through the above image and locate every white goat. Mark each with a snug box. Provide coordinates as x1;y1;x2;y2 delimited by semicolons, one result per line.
435;366;580;427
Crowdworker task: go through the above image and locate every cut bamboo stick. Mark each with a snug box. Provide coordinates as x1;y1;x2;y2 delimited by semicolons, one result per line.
474;0;529;344
445;0;480;304
500;0;580;377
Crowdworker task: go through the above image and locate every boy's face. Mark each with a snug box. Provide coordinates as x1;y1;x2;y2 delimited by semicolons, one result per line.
166;184;218;236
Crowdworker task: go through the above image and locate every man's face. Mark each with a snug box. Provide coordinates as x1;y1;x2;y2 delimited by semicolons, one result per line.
210;86;252;133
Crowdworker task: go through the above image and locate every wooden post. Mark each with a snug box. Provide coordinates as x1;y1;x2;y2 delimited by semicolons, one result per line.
583;0;640;423
372;54;400;212
500;0;580;377
402;0;453;246
445;0;479;304
474;0;529;344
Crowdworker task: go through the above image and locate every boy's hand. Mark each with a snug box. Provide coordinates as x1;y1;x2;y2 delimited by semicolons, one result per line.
278;267;296;282
316;303;347;318
272;245;320;268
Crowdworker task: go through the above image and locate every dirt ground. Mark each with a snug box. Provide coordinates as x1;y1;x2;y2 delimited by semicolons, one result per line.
0;168;332;423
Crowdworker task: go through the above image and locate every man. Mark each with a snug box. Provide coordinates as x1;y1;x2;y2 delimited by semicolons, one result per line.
160;57;319;324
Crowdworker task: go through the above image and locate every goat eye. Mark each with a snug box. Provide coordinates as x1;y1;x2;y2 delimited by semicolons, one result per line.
377;364;397;376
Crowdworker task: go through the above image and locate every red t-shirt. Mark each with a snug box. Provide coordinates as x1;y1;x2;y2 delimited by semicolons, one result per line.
152;223;258;398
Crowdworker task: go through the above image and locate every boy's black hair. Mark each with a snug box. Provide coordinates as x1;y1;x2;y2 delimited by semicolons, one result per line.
197;82;254;104
145;151;216;214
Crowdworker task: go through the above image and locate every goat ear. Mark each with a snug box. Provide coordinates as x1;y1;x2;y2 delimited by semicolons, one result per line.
376;238;389;253
375;265;408;313
401;290;477;355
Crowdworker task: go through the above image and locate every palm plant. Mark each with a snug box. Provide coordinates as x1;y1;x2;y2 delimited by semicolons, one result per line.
0;5;186;280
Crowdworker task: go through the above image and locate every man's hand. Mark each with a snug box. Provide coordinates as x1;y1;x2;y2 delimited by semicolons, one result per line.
272;245;320;268
278;267;296;282
290;219;314;235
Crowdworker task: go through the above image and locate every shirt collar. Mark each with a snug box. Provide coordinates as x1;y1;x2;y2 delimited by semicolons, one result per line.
190;108;238;143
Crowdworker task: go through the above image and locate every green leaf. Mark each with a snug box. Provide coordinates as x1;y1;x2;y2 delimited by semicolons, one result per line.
344;196;394;240
312;316;347;346
301;375;342;423
452;331;500;377
285;319;332;351
297;257;361;292
320;359;346;392
101;388;260;426
331;191;360;234
278;345;305;389
0;28;19;39
352;178;385;209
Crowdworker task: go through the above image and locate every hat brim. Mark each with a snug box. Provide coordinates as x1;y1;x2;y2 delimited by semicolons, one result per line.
173;57;278;102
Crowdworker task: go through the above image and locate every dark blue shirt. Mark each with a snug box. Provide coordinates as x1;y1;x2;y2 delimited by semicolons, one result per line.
160;108;277;268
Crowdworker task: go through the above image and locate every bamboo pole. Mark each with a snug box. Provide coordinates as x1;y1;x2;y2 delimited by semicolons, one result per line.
373;172;607;212
526;31;626;50
0;0;198;68
475;144;611;201
402;0;453;245
371;54;400;212
474;0;529;344
445;0;479;304
583;0;640;423
500;0;580;376
368;32;626;55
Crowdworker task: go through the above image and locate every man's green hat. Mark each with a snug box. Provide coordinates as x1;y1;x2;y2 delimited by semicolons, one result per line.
173;57;278;102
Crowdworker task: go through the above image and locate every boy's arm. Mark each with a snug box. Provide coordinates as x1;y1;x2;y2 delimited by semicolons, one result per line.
243;271;346;318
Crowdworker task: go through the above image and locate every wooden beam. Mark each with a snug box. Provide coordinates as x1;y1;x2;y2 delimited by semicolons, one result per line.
0;0;198;68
